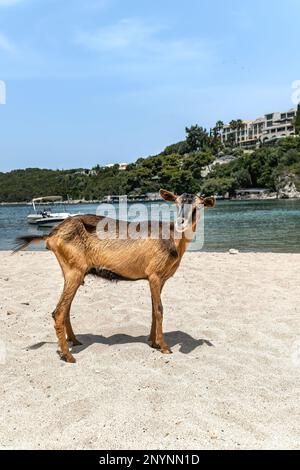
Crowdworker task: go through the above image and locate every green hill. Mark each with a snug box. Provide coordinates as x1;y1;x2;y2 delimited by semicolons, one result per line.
0;126;300;202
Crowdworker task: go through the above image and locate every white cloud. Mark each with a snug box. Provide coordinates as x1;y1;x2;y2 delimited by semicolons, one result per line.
76;18;157;51
0;32;15;52
75;17;212;63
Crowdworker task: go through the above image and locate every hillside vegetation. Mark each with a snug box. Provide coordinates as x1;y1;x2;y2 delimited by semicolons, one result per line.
0;125;300;202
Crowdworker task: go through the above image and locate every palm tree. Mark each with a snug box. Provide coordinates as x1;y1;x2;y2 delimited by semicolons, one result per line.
236;119;245;146
229;119;244;146
211;120;225;152
293;104;300;135
236;119;244;130
229;120;238;146
229;119;238;129
215;120;224;133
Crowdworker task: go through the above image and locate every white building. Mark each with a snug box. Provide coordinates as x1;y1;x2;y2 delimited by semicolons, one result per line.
105;162;128;171
262;110;296;143
221;108;296;147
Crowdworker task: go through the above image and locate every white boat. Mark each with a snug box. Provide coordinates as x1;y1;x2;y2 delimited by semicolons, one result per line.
27;196;80;227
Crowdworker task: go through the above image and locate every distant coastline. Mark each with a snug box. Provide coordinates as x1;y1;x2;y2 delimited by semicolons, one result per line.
1;129;299;204
0;200;102;206
1;193;300;206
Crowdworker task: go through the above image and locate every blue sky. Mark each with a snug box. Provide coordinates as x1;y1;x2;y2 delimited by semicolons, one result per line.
0;0;299;171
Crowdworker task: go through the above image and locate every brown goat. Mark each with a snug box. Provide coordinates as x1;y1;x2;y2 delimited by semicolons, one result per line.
15;189;215;363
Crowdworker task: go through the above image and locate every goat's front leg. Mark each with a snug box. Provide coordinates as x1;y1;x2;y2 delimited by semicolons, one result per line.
148;280;164;346
65;310;82;346
148;275;172;354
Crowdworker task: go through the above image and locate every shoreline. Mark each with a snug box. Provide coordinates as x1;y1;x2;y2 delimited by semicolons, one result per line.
2;249;300;254
1;196;300;206
1;251;300;449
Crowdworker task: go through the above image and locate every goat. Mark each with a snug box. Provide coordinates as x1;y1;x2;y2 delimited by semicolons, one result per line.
14;189;215;363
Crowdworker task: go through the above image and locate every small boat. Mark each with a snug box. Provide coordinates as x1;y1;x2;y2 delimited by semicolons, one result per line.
27;196;80;227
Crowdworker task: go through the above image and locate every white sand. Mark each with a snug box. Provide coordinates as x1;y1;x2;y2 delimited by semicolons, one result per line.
0;251;300;450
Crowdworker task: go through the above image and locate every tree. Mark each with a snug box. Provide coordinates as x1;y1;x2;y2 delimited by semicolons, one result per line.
169;170;200;194
295;104;300;136
182;150;214;179
211;121;224;138
227;133;236;146
1;127;299;203
201;176;236;196
215;120;224;133
236;119;244;130
230;119;243;130
185;125;209;152
228;119;244;147
162;140;189;156
208;121;224;153
234;168;252;187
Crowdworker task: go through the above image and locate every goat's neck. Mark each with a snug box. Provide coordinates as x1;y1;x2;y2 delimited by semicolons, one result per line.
174;215;199;259
174;236;188;259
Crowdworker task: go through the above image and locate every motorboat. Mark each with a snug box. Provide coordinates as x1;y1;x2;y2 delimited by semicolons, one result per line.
27;196;80;227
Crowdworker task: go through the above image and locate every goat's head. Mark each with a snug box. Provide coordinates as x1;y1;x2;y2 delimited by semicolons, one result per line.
160;189;215;233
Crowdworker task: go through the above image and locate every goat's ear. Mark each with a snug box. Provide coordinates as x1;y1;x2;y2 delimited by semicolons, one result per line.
159;189;177;202
203;196;215;208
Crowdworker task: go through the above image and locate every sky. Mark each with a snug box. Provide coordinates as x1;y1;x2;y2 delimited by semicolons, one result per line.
0;0;299;171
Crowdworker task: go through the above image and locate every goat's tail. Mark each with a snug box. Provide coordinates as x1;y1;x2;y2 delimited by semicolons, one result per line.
13;235;47;253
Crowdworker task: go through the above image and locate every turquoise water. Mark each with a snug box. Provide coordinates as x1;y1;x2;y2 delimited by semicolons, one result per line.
0;199;299;252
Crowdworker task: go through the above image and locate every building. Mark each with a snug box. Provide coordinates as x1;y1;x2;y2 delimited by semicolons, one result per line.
262;110;296;143
105;162;128;171
221;108;296;147
235;188;269;199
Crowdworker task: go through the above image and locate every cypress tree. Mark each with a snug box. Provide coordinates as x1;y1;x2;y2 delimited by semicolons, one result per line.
295;104;300;135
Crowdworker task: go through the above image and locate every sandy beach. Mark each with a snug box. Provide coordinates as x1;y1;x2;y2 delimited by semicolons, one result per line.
1;251;300;450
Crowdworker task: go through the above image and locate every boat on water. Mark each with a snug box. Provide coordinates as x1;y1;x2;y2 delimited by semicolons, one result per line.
27;196;81;227
100;193;162;204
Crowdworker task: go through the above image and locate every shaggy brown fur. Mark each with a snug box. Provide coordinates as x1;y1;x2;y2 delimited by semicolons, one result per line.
14;189;215;363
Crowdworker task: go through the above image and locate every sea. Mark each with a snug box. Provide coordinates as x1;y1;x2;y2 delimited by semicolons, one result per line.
0;199;299;252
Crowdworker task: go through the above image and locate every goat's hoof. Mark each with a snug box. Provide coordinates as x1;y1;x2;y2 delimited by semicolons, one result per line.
66;354;76;363
161;348;173;355
149;341;172;354
64;354;76;363
58;351;76;363
148;341;160;350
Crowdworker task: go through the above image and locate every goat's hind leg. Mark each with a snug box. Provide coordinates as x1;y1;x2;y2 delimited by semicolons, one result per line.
53;270;83;363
